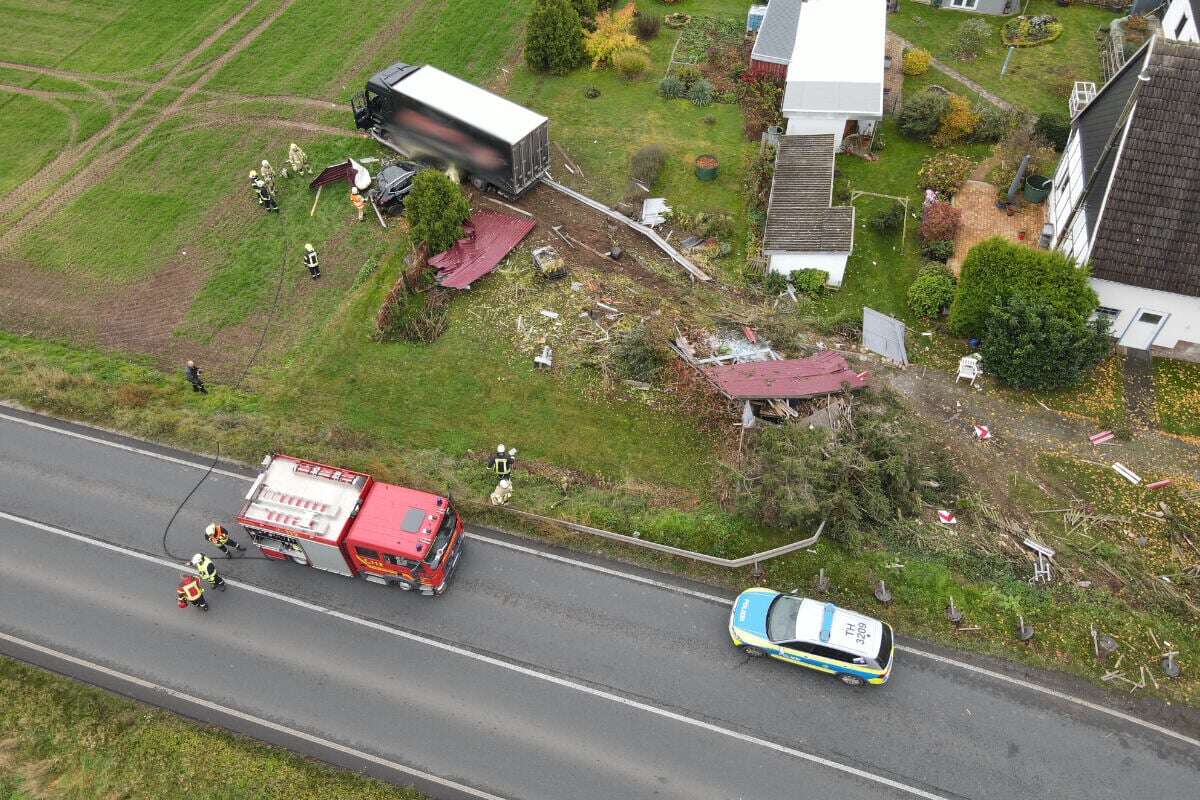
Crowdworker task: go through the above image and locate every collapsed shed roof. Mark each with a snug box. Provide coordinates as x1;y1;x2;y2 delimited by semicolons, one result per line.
703;351;868;400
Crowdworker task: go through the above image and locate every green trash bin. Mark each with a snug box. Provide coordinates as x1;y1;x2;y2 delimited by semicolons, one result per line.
695;154;719;181
1024;175;1052;203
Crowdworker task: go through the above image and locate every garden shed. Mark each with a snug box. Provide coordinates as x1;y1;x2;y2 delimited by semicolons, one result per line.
748;0;802;79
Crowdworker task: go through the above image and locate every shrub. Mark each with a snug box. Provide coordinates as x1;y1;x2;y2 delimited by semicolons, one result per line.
969;103;1015;143
791;268;829;296
763;271;789;295
902;47;932;76
932;93;979;147
745;144;775;215
872;201;906;235
613;48;651;78
525;0;586;75
584;4;643;68
571;0;598;19
676;64;702;87
981;294;1111;390
739;390;956;543
907;263;957;319
406;171;471;255
1034;112;1071;150
953;18;993;60
634;11;661;40
923;240;955;263
688;78;714;106
630;144;667;187
898;88;949;141
986;128;1058;194
920;201;961;243
658;74;685;98
739;76;784;140
612;322;669;382
917;152;974;195
948;237;1099;336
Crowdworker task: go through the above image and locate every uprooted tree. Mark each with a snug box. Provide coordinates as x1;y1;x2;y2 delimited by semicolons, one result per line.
405;171;471;255
736;389;959;543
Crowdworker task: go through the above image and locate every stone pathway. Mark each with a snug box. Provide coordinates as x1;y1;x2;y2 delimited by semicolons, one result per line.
1122;347;1157;429
890;34;1018;114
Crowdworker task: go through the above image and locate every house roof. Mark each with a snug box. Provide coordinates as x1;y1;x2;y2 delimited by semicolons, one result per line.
783;0;886;116
763;134;855;253
750;0;803;65
1087;39;1200;295
703;351;868;400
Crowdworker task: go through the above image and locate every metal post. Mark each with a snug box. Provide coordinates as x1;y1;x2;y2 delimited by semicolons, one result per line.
1000;46;1015;76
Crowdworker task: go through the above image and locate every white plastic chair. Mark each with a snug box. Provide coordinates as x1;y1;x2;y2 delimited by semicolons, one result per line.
956;355;982;386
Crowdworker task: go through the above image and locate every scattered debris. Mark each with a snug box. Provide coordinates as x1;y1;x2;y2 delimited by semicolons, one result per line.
1162;651;1182;678
484;196;535;217
972;424;992;441
1145;479;1172;490
946;597;964;624
539;309;560;320
641;198;671;226
534;345;554;369
813;568;830;593
874;580;892;605
1016;615;1034;642
1112;462;1141;485
1089;430;1115;446
937;510;957;525
431;211;536;289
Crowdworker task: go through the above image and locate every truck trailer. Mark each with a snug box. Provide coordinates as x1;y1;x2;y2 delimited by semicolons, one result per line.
352;62;550;198
236;453;465;595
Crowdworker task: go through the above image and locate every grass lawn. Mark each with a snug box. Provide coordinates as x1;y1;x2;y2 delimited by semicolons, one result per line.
0;95;75;195
0;657;426;800
1018;352;1126;425
889;0;1120;116
1154;357;1200;437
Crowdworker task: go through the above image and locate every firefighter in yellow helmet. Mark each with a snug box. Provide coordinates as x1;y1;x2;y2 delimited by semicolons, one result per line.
259;159;277;193
205;522;246;558
303;243;320;280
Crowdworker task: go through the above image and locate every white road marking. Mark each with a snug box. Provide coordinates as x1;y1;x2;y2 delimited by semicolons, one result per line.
0;630;511;800
0;410;247;481
0;509;949;799
4;410;1199;753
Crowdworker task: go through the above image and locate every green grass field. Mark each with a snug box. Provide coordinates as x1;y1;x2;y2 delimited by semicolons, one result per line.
889;0;1119;116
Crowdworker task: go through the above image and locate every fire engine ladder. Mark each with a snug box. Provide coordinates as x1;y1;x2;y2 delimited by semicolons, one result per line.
293;460;360;485
257;487;338;517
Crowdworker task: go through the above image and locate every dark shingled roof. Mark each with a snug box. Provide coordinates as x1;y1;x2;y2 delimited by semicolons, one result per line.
1086;39;1200;296
751;0;803;65
763;134;855;253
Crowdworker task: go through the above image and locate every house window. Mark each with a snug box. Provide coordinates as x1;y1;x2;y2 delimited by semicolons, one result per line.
1176;15;1189;39
1095;307;1121;323
948;0;978;8
1138;312;1163;325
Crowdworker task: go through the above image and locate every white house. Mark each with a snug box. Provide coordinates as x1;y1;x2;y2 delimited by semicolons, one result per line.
925;0;1018;16
1047;36;1200;361
782;0;886;150
1162;0;1200;42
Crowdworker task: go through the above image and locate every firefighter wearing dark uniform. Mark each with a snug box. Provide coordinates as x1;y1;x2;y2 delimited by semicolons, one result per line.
191;553;226;591
205;522;246;558
185;360;206;393
303;243;320;280
489;444;512;478
251;171;278;212
177;574;209;611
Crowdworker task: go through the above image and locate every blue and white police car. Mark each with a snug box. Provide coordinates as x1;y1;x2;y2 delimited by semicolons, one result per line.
729;587;894;686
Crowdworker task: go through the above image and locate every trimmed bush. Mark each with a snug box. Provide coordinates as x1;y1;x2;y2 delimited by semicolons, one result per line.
791;268;829;296
949;237;1099;336
630;144;668;187
898;88;949;141
634;11;662;40
969;103;1016;143
923;240;955;263
902;47;932;76
872;201;906;235
688;78;714;107
658;74;685;98
981;294;1111;390
917;152;974;195
613;49;651;78
525;0;586;75
907;263;957;319
1034;112;1071;150
920;201;962;243
405;171;471;255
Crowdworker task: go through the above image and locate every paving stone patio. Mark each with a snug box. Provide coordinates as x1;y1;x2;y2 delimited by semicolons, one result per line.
947;179;1047;273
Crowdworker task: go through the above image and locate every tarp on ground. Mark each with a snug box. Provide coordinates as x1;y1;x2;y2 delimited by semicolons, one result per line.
703;351;868;400
430;210;536;289
862;307;908;365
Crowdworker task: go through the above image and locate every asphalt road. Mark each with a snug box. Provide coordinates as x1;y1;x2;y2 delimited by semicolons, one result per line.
1;407;1197;799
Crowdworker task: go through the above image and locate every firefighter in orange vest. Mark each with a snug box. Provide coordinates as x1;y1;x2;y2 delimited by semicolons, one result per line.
350;187;366;222
205;522;246;558
177;574;209;611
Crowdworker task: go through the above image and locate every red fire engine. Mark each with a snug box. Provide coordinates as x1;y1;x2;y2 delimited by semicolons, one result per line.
236;453;464;595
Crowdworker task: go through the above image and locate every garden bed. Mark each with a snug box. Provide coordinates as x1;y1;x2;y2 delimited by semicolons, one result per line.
1002;14;1065;47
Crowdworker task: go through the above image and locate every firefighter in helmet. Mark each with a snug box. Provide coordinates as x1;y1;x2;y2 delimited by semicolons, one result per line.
177;574;209;611
350;186;366;222
205;522;246;558
286;142;311;177
259;159;277;193
489;444;512;478
191;553;227;591
303;243;320;280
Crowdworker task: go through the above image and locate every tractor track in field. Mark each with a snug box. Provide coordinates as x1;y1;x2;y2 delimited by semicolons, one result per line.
0;86;83;146
0;0;272;231
0;0;298;253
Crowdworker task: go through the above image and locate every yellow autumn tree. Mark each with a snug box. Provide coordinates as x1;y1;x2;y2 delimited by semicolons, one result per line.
932;93;979;147
584;3;644;68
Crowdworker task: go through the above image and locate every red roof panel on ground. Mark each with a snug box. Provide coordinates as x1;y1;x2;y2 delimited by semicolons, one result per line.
430;210;536;289
704;351;868;400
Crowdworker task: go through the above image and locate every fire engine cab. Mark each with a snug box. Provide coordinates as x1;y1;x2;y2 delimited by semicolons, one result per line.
236;453;464;595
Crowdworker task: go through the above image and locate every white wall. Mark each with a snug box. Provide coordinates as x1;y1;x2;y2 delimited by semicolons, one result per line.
767;251;850;287
1049;129;1092;263
1092;278;1200;350
785;114;846;138
1164;0;1200;42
